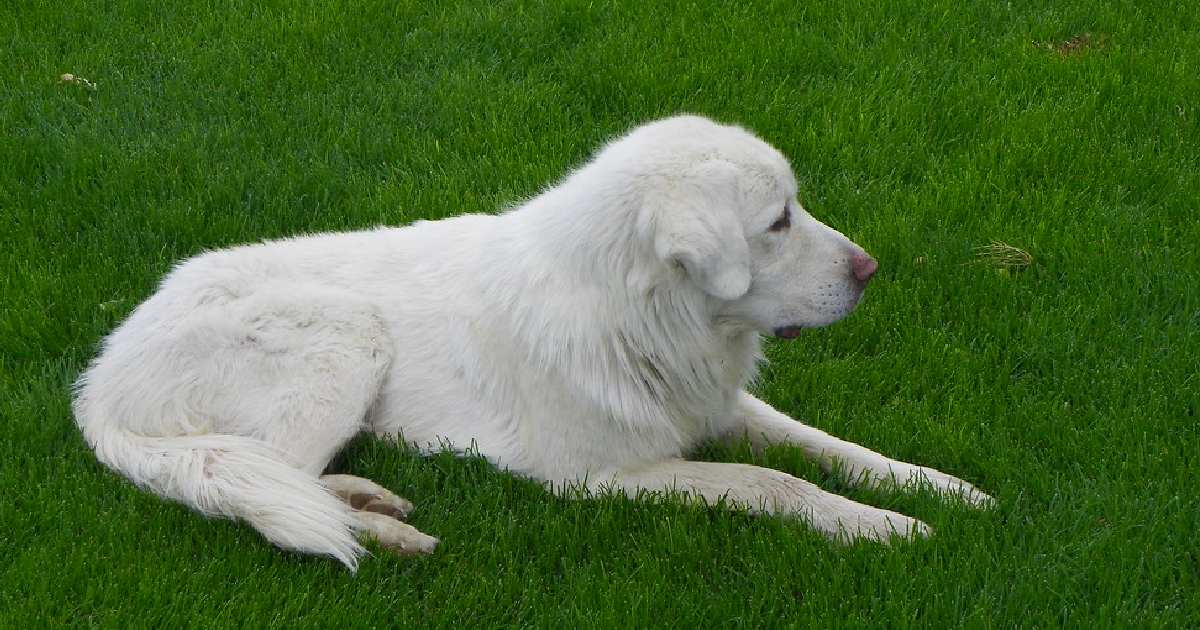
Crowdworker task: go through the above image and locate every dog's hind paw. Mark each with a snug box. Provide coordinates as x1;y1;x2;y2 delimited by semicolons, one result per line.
322;474;415;520
350;492;414;520
355;511;439;556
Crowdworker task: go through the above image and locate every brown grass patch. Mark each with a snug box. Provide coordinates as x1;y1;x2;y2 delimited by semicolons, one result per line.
970;241;1033;270
1035;33;1107;57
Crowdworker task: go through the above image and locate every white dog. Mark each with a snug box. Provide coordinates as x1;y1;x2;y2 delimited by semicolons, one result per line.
74;115;991;570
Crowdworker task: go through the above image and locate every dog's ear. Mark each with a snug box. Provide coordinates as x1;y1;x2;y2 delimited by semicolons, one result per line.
648;161;751;300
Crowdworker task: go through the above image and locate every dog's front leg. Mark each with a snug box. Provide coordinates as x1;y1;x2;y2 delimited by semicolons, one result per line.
728;392;993;507
590;459;928;542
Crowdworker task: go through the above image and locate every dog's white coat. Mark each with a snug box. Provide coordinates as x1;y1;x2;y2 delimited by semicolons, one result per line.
74;116;990;570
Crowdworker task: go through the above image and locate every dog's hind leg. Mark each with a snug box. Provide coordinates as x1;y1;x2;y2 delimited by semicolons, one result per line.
224;288;443;552
76;282;421;568
202;287;396;474
183;285;438;560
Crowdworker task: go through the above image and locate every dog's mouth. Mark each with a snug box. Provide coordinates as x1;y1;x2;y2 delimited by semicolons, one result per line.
773;326;805;339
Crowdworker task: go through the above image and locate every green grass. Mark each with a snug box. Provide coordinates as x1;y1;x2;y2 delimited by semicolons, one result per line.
3;0;1199;626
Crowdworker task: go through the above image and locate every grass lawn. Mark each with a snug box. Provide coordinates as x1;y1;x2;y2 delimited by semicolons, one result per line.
3;0;1198;626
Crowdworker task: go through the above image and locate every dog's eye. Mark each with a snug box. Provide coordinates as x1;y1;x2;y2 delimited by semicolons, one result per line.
768;207;791;232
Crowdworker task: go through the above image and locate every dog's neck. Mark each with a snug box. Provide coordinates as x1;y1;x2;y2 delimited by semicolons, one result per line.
492;184;763;442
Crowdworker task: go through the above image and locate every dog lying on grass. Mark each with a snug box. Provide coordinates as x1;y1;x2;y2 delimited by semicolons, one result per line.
74;115;991;570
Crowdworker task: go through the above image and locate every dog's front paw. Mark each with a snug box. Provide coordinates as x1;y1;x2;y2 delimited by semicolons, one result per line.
837;507;931;544
899;465;994;508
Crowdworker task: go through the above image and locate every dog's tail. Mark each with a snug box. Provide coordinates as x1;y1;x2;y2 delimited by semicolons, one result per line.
77;416;364;570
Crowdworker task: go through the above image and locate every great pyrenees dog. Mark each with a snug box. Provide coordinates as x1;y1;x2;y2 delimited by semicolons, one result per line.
74;115;991;570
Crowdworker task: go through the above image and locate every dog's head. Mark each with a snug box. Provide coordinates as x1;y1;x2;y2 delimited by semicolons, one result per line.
613;115;877;338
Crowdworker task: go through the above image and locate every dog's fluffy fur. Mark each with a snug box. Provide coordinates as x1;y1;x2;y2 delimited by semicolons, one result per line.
74;115;991;570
